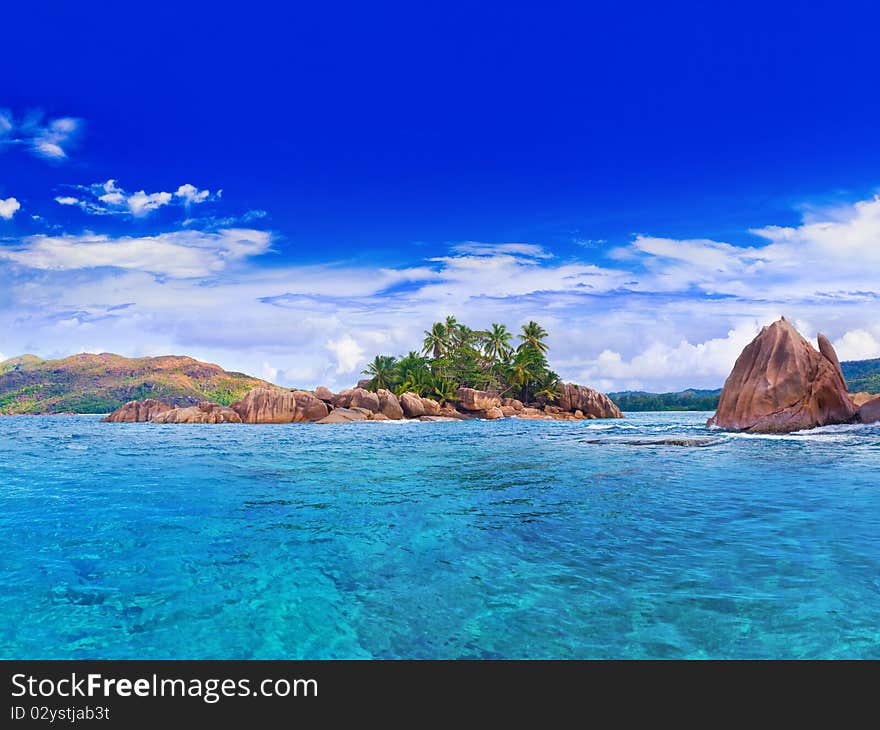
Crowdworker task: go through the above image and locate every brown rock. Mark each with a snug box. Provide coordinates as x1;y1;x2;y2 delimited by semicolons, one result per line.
399;392;425;418
371;412;390;421
457;387;501;411
349;388;380;412
153;401;242;424
500;405;517;417
850;392;875;407
315;407;370;424
314;386;334;403
708;318;857;433
419;415;459;422
484;406;504;419
376;389;404;420
102;399;173;422
334;389;354;408
502;398;524;411
859;396;880;424
292;390;330;422
574;409;584;419
421;397;441;416
556;383;622;419
231;387;298;423
817;333;844;381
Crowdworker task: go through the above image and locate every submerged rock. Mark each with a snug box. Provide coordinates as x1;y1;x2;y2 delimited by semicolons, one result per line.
708;318;857;433
152;402;242;424
102;399;173;423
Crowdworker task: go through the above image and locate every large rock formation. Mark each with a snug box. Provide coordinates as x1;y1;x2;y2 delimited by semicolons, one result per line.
231;387;298;423
557;383;623;419
314;386;334;403
152;402;242;424
708;318;857;433
457;388;501;411
102;399;172;422
349;388;380;413
859;396;880;424
292;390;330;422
231;387;328;423
399;392;425;418
376;389;404;420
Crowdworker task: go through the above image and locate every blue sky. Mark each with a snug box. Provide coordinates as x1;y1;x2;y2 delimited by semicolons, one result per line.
1;1;879;391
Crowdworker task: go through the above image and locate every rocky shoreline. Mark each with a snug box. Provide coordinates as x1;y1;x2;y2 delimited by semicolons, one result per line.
103;384;623;424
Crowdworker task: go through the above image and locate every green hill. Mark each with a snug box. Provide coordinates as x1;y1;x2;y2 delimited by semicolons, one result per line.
841;358;880;394
0;353;272;414
608;389;722;412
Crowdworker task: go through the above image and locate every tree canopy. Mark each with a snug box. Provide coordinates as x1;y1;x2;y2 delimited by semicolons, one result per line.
363;319;561;404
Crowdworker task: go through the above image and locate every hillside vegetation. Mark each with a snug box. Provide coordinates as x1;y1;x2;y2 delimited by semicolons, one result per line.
842;358;880;394
0;353;271;414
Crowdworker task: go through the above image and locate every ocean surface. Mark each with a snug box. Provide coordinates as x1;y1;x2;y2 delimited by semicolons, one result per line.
1;412;879;659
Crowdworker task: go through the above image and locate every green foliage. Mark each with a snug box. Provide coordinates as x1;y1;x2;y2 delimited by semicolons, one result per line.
607;389;722;412
364;318;555;404
842;358;880;394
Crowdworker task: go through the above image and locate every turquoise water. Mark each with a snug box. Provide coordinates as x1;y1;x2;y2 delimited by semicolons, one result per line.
1;412;879;659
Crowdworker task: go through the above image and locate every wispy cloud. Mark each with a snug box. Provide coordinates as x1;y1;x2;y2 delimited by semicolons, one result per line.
0;228;272;278
56;179;219;217
0;109;83;160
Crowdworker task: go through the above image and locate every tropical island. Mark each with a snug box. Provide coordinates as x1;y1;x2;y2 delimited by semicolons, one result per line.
1;316;879;429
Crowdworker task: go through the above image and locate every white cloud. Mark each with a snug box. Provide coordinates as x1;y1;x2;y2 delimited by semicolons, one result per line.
3;190;880;392
57;179;217;217
573;321;767;392
0;228;272;278
175;184;214;205
833;329;880;362
326;336;365;374
0;197;21;220
0;111;83;160
126;190;173;216
261;362;279;381
451;241;552;258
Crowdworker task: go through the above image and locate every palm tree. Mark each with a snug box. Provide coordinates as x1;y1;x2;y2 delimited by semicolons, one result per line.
395;351;432;396
362;355;398;391
422;322;447;359
507;348;541;401
518;321;549;354
483;323;512;362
